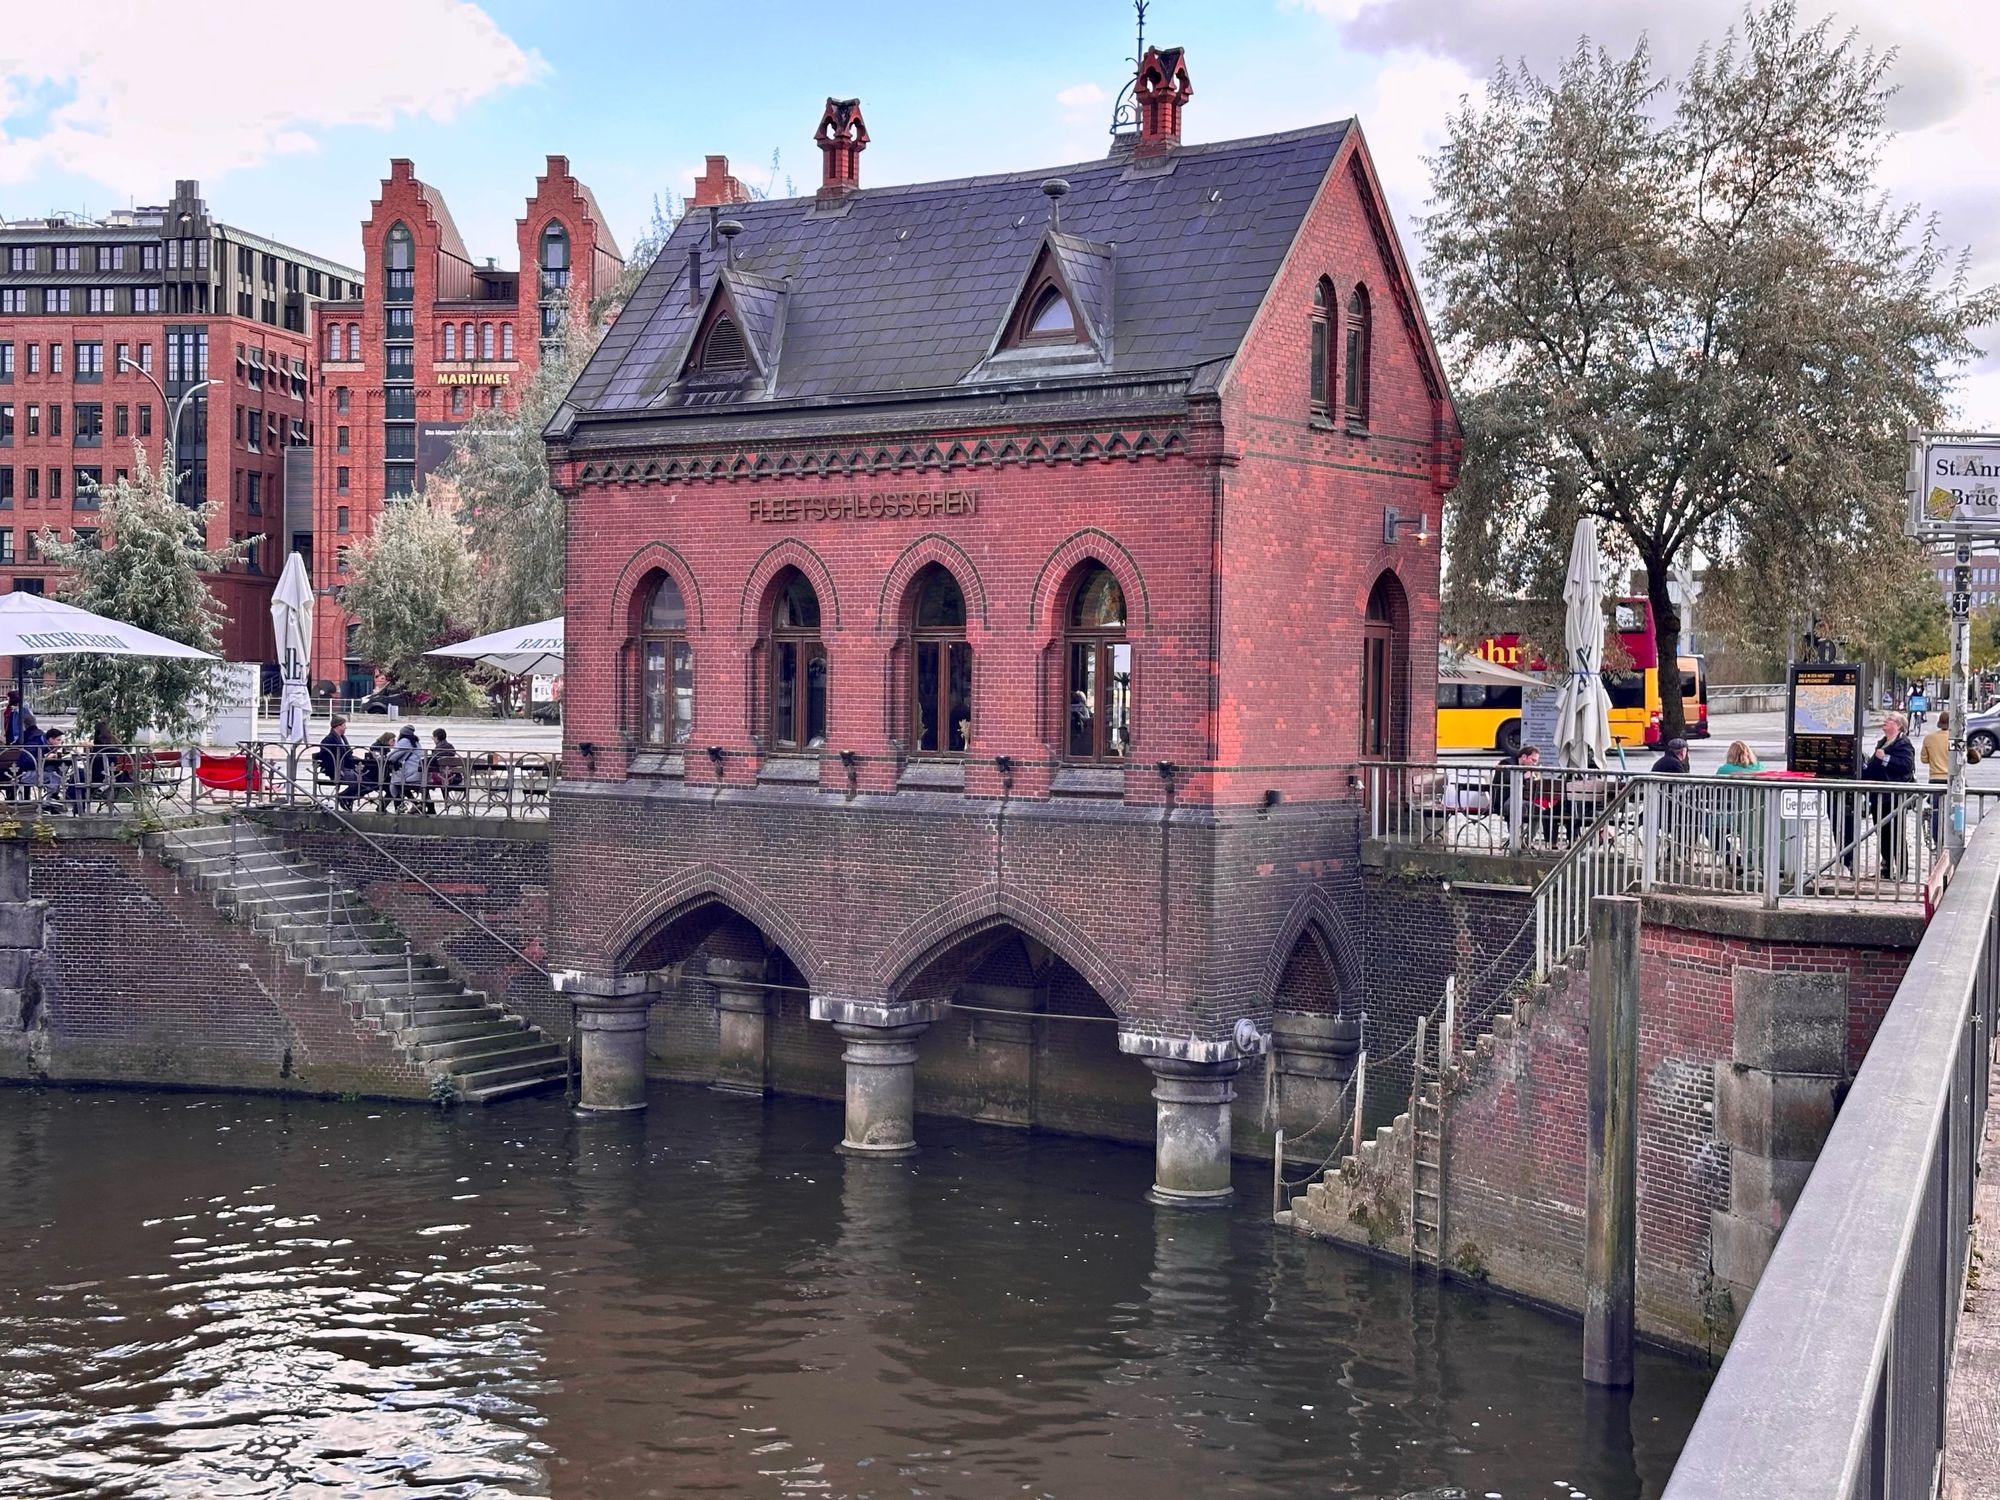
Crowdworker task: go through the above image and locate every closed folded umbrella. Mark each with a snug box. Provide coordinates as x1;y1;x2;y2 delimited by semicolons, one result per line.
269;552;314;743
425;616;564;678
1554;518;1614;769
0;591;214;660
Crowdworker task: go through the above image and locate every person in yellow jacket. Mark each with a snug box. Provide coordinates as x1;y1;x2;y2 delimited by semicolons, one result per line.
1922;711;1951;845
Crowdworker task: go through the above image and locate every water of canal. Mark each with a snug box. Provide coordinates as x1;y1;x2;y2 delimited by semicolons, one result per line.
0;1086;1709;1498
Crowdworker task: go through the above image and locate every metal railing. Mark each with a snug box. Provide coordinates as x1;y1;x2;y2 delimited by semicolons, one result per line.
256;743;557;821
1367;762;1960;909
1663;818;1999;1498
1532;779;1644;981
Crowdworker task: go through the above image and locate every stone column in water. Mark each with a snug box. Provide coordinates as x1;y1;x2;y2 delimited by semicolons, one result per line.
556;970;657;1113
709;957;771;1095
810;996;944;1155
1585;895;1640;1388
1140;1054;1242;1205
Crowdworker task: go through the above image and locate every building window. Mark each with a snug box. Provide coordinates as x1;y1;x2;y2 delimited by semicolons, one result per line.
246;410;260;452
114;404;128;438
86;288;115;314
0;290;23;314
140;244;159;271
639;574;693;747
909;565;971;755
137;403;151;437
335;386;350;414
769;569;827;751
23;344;37;374
46;290;70;314
75;342;102;381
450;387;466;416
480;323;495;360
48;343;61;373
501;323;514;361
247;472;262;514
1344;285;1371;427
0;343;11;380
5;248;31;273
47;468;59;500
1065;564;1131;762
346;322;359;355
138;342;152;374
24;469;36;500
132;287;160;313
74;404;101;447
336;504;349;531
384;224;414;300
442;324;456;361
461;322;474;357
1004;267;1083;350
50;247;79;272
25;406;37;437
46;404;58;438
0;405;10;444
1310;277;1333;417
0;532;12;564
1361;573;1406;759
327;325;343;362
336;425;349;454
336;467;349;496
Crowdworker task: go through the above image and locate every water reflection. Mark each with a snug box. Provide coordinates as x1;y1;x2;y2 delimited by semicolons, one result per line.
0;1087;1707;1497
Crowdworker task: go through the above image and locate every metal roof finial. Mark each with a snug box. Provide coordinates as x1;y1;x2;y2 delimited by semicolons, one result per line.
1109;0;1148;137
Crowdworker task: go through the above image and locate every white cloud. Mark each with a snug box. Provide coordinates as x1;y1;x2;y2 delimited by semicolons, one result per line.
1056;82;1108;109
0;0;542;194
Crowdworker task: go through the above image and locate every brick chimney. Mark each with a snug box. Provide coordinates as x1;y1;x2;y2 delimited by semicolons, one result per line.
1134;46;1192;158
815;97;869;204
692;155;752;208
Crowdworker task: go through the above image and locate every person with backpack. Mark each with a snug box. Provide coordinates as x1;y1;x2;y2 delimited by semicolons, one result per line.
1907;686;1930;736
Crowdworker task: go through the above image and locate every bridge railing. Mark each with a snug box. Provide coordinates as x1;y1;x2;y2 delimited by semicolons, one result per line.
1365;761;1979;908
1663;819;1999;1498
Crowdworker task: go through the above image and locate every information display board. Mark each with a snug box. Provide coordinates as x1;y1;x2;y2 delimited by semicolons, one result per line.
1908;435;2000;539
1520;685;1561;759
1788;663;1863;778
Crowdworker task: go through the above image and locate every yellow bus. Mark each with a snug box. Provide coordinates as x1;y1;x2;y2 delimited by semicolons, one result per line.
1436;648;1541;755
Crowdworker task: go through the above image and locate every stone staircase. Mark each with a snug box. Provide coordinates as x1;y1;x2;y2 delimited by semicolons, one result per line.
155;820;567;1104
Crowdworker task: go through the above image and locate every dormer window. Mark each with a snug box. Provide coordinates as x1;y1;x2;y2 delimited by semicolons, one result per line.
1002;271;1085;350
699;314;748;371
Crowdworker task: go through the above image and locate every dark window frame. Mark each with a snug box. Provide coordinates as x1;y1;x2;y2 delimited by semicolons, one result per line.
638;573;693;748
1063;564;1133;763
1344;284;1371;429
908;564;971;757
768;569;827;753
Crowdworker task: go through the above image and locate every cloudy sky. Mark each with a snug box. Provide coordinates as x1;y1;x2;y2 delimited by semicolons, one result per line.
2;0;1992;416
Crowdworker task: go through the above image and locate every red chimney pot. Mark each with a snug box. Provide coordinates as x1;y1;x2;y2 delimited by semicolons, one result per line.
815;97;869;204
692;155;752;208
1134;46;1192;159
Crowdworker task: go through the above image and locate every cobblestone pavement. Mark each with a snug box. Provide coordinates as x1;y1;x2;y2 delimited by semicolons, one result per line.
1945;1056;2000;1500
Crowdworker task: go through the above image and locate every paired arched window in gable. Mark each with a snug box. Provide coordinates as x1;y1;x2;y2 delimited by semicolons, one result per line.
1310;277;1334;416
1065;563;1131;762
1344;285;1371;428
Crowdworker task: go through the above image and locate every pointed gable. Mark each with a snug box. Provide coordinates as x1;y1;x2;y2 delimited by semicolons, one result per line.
657;267;788;403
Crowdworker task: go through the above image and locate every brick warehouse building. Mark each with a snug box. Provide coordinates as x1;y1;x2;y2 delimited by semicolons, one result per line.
545;51;1459;1201
0;181;361;661
310;157;623;693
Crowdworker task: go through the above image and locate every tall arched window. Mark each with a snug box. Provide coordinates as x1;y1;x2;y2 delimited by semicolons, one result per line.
383;223;413;300
461;321;474;357
1362;573;1405;759
1344;285;1371;427
639;574;692;747
770;569;827;751
441;324;456;361
327;325;343;362
909;565;970;755
1065;564;1131;762
501;323;514;361
540;223;569;279
481;323;496;360
1310;276;1333;416
540;224;571;339
347;322;359;354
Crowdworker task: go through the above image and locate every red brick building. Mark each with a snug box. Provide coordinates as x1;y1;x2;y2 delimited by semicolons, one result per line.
311;157;623;691
0;181;361;661
546;52;1459;1199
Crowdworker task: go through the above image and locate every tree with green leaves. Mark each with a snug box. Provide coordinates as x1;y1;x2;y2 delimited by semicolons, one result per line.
341;486;477;707
1428;1;1997;739
38;460;234;741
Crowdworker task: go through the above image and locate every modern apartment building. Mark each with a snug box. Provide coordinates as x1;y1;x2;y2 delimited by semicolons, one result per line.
310;157;623;692
0;180;360;661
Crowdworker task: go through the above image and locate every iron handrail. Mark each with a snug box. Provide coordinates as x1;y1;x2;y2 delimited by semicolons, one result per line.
1663;820;1998;1496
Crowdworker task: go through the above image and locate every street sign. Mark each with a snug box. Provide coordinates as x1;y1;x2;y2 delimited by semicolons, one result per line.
1951;591;1974;616
1908;433;2000;538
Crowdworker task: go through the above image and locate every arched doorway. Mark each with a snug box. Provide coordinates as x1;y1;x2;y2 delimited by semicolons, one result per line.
1362;573;1409;760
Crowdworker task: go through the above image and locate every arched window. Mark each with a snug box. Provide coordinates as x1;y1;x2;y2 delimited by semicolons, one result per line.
501;323;514;361
770;569;827;751
1344;285;1371;427
327;325;342;362
1310;276;1333;416
639;574;692;747
462;322;474;358
1362;573;1405;759
481;323;496;361
441;324;456;361
540;223;569;276
346;323;359;354
909;565;970;755
1065;564;1131;762
1004;270;1083;350
383;223;413;300
699;315;748;371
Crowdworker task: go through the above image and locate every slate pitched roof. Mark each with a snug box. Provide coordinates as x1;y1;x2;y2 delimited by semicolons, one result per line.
417;180;471;265
566;120;1350;423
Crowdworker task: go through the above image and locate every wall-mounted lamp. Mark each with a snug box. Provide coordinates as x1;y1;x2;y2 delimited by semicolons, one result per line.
1346;772;1363;795
839;749;858;771
1383;507;1432;545
1155;760;1178;783
993;754;1015;776
577;741;598;771
706;745;726;769
1262;788;1282;812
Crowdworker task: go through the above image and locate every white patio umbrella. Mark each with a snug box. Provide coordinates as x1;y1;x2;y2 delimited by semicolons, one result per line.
269;552;314;744
0;591;215;660
1554;518;1615;769
426;616;564;678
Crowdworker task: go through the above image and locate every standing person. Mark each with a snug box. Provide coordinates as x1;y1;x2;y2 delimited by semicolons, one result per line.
1907;685;1929;735
316;714;360;810
1921;710;1952;846
1860;711;1918;879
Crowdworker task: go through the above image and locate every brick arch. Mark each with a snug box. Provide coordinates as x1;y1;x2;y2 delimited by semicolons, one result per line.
873;882;1134;1017
1261;886;1363;1013
738;538;841;630
608;862;826;985
1352;544;1420;615
609;540;706;631
875;535;990;631
1027;528;1151;635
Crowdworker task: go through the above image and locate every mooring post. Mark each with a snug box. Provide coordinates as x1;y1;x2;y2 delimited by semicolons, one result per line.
1272;1128;1285;1218
1584;893;1640;1388
1351;1050;1367;1158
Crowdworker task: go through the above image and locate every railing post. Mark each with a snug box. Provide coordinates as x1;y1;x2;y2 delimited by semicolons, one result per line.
404;941;413;997
1351;1050;1367;1158
1507;768;1524;854
1272;1128;1286;1218
1640;779;1660;892
1762;784;1782;911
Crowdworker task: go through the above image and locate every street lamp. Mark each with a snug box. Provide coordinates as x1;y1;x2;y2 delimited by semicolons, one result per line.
118;355;214;499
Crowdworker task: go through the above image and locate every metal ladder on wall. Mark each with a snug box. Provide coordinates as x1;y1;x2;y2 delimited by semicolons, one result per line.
1407;986;1456;1271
